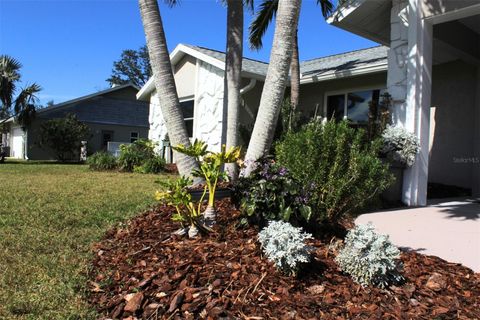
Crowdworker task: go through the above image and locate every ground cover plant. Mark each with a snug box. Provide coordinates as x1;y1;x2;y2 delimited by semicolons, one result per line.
89;199;480;319
0;161;172;319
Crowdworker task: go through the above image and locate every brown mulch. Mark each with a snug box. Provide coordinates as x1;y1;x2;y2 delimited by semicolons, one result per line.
88;199;480;320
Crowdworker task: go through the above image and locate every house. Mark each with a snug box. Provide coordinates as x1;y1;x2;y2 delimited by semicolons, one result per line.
327;0;480;205
2;84;149;160
138;0;480;206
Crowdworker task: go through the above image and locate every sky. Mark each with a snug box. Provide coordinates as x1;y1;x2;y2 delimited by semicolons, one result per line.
0;0;377;105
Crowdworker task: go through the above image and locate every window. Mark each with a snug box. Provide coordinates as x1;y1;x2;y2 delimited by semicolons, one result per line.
325;89;383;125
130;132;139;143
102;131;114;149
180;99;194;137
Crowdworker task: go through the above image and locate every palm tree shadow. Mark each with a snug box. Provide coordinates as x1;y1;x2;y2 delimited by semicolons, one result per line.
433;199;480;221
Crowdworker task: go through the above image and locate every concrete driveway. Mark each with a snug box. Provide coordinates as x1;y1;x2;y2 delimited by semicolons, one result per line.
356;198;480;272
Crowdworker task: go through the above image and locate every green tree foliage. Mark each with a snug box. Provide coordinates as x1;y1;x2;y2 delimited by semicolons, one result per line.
275;119;393;223
0;55;41;127
38;114;91;161
106;45;152;88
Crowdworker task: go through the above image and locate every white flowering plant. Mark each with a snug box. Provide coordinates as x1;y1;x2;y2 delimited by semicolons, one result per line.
258;220;313;275
381;125;420;166
335;223;404;288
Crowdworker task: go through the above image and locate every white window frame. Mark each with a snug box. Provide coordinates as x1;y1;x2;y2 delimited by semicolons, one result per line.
323;85;385;122
179;95;195;138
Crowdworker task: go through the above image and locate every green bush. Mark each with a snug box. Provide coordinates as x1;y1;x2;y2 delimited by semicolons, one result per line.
133;155;166;174
38;114;91;161
275;119;393;223
87;152;117;171
117;139;157;172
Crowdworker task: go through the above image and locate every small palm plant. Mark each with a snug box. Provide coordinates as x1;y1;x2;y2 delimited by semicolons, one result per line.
155;176;206;237
174;140;241;226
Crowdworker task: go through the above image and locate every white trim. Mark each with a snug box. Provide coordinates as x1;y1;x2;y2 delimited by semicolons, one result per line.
299;63;387;84
326;0;367;25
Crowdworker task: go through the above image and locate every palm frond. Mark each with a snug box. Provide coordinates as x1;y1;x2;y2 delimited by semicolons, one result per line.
0;55;22;110
14;83;41;115
248;0;278;50
317;0;334;18
244;0;254;13
164;0;179;8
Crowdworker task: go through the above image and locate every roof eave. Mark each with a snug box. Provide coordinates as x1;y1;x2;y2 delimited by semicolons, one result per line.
299;63;388;84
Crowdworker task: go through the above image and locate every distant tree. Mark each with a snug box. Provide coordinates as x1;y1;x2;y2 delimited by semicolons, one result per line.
38;114;91;161
0;55;41;128
46;100;55;107
106;45;152;88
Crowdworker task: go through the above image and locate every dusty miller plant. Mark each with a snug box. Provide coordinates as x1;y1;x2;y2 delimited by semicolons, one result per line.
258;220;313;275
381;125;420;166
335;223;404;288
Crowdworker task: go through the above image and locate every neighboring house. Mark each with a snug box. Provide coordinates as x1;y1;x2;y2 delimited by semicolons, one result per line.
139;0;480;206
2;84;149;160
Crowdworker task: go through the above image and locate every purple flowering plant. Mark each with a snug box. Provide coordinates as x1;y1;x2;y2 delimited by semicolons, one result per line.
233;157;313;228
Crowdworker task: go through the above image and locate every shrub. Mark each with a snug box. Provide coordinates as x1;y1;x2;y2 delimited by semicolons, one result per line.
335;223;404;288
38;114;91;161
87;152;117;171
275;119;393;223
234;157;312;228
381;125;420;166
258;220;313;275
117;139;157;172
133;155;166;174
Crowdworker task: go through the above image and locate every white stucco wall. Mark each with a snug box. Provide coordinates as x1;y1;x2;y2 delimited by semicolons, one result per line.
148;91;168;151
193;61;225;152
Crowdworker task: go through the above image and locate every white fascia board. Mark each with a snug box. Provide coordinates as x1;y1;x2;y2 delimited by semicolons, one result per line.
299;63;387;84
326;0;367;25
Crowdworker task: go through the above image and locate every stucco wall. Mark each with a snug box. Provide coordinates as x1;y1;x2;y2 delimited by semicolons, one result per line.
429;60;477;190
174;55;197;99
26;119;147;160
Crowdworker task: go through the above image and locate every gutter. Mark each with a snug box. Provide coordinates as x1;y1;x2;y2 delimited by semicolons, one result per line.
240;79;256;95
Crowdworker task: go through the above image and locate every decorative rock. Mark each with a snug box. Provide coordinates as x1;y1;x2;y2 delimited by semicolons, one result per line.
426;273;447;292
124;292;144;313
306;284;325;295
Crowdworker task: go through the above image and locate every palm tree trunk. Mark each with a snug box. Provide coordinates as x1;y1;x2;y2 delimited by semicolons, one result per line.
243;0;302;176
139;0;198;178
290;29;300;112
224;0;244;181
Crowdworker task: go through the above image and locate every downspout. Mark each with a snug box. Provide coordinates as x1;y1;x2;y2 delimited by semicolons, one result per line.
240;79;257;119
23;128;29;160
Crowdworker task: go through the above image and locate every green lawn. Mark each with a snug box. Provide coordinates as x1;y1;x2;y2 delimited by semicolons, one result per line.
0;162;171;319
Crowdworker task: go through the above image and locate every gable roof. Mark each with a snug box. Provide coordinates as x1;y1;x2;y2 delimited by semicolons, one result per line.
138;43;389;100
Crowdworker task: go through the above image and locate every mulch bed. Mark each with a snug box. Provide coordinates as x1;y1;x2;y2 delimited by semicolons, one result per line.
88;199;480;319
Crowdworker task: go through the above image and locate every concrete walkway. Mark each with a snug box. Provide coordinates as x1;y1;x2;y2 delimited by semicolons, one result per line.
356;198;480;272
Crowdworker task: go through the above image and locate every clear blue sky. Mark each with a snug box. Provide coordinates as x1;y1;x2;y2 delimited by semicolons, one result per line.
0;0;377;105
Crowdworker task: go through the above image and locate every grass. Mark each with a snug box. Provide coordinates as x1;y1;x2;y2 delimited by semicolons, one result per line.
0;161;172;319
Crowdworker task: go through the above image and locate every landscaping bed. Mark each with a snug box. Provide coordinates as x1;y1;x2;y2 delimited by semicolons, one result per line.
89;199;480;319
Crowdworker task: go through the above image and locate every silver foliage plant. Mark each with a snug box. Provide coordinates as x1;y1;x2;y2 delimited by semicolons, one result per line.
258;220;313;275
335;223;404;288
381;125;420;166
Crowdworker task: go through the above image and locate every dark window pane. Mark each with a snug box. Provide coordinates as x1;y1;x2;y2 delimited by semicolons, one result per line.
327;95;345;121
185;119;193;137
180;100;194;119
347;90;373;124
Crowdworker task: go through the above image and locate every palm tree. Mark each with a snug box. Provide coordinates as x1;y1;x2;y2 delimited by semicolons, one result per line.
223;0;253;181
249;0;333;111
0;55;41;128
138;0;199;179
243;0;302;176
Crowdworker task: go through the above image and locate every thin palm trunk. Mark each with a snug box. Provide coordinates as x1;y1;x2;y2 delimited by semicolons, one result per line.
139;0;198;178
243;0;302;176
223;0;244;181
289;29;300;112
